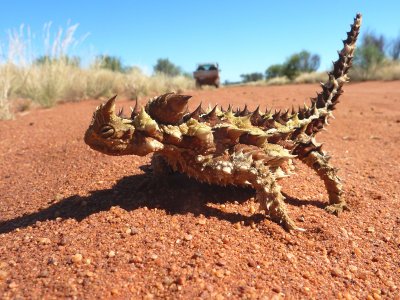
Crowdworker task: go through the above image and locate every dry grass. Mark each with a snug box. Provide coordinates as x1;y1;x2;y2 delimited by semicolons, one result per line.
0;23;194;119
350;61;400;81
0;63;195;111
294;72;328;84
240;76;290;86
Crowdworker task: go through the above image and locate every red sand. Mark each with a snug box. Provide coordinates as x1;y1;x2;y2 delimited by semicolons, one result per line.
1;81;399;299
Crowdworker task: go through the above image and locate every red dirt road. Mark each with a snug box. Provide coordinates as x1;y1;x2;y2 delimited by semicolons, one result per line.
1;81;400;299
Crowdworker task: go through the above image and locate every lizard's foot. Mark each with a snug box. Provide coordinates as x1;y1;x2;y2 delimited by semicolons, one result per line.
269;212;306;232
325;202;350;215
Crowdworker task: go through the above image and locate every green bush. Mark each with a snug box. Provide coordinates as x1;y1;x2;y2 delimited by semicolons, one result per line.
94;55;124;72
153;58;182;76
265;64;284;79
240;72;264;82
35;55;81;67
265;50;320;80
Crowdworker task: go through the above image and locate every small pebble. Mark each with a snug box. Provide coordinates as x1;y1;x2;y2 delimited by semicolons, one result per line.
214;269;224;278
353;247;362;257
111;288;119;295
38;270;49;278
249;205;256;214
216;259;226;266
197;218;207;225
150;254;158;260
0;270;8;281
367;227;375;233
272;286;281;293
247;259;257;268
71;253;83;263
8;282;17;289
372;293;382;300
129;256;143;263
348;265;358;272
331;267;343;277
38;237;51;245
54;194;63;201
184;234;193;241
176;276;186;285
234;222;241;230
108;251;116;258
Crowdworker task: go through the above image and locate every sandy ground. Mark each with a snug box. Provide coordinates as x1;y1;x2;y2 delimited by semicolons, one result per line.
0;81;399;299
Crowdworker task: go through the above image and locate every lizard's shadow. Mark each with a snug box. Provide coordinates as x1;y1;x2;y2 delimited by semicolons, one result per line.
0;170;254;234
0;166;324;234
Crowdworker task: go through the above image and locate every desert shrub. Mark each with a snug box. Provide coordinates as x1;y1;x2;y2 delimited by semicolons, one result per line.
389;34;400;60
35;55;81;67
282;51;320;80
153;58;182;76
240;72;264;82
265;64;284;80
94;55;124;72
265;51;320;80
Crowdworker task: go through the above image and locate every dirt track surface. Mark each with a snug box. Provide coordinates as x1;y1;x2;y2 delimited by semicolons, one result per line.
1;82;400;299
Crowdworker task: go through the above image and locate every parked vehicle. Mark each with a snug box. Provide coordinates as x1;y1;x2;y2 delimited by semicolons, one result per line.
193;63;220;88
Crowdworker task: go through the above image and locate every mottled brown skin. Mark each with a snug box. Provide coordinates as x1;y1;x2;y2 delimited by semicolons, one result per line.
85;14;362;231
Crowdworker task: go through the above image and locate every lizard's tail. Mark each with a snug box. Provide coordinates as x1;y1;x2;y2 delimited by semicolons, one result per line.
295;13;362;137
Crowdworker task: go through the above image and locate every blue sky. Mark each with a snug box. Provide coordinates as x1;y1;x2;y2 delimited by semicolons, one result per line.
0;1;399;82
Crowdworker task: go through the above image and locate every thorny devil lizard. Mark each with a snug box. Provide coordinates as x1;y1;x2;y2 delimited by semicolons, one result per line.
84;14;362;231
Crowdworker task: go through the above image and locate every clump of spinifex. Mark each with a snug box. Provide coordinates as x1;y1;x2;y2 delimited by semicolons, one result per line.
85;14;362;231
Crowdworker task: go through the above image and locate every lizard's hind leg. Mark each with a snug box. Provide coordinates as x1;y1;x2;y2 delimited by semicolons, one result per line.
300;149;348;215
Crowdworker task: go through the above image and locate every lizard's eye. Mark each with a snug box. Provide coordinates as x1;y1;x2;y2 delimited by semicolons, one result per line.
99;125;115;138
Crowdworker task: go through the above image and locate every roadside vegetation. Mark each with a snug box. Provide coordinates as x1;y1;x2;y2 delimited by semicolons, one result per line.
0;24;193;120
237;31;400;86
1;23;400;120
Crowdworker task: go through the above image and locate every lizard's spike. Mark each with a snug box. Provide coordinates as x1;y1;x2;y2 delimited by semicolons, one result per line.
250;106;262;125
102;95;117;113
239;104;250;116
130;97;140;119
118;107;124;117
187;102;204;121
297;106;305;120
99;95;117;121
203;105;218;122
281;109;289;121
146;93;191;124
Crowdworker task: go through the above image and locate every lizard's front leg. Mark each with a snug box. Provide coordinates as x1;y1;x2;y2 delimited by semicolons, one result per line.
137;154;173;191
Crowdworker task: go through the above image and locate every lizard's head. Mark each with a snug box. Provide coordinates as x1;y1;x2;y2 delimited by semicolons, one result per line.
84;96;164;156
